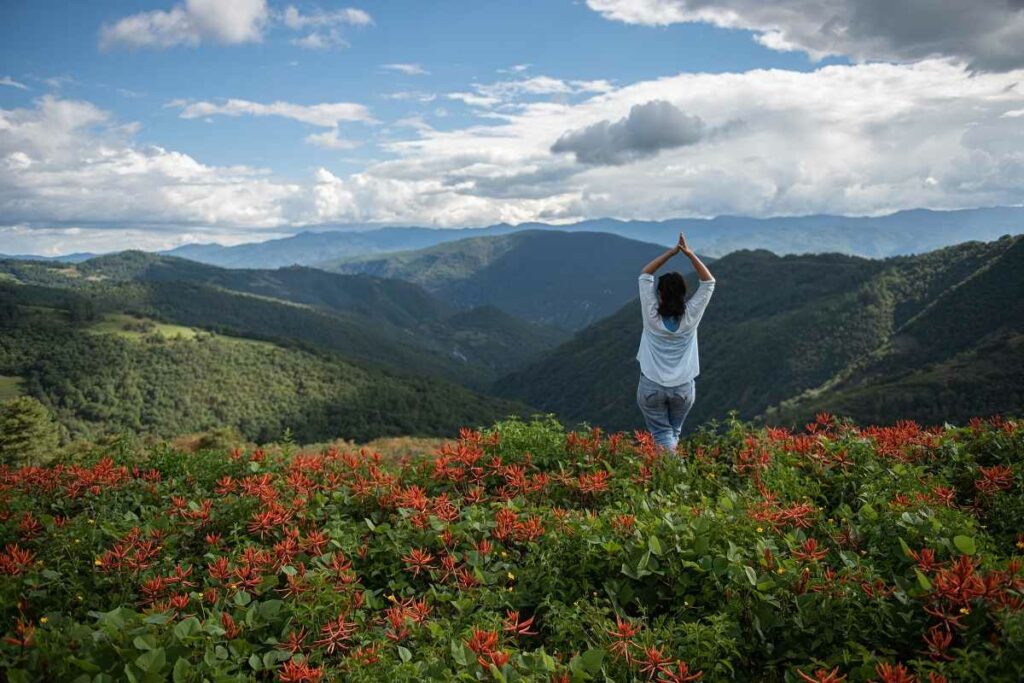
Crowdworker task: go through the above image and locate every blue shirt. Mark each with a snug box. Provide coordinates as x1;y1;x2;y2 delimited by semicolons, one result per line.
636;273;716;387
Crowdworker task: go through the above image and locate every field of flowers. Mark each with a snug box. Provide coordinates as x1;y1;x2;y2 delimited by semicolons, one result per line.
1;414;1023;682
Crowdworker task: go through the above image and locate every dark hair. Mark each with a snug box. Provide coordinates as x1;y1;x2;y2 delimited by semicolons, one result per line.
657;272;687;318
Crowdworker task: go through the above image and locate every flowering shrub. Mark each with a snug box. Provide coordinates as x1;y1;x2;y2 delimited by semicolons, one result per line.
1;414;1022;681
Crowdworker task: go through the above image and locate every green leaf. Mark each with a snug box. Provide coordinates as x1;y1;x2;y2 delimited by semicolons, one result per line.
248;653;262;671
648;535;663;556
953;535;977;555
172;657;192;683
398;645;413;663
234;591;251;607
578;648;605;674
859;503;878;521
259;599;283;619
450;639;467;667
915;569;932;591
133;635;156;651
135;648;166;674
898;537;912;558
744;566;758;586
173;617;200;640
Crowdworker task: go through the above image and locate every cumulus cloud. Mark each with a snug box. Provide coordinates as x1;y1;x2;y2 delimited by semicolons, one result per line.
100;0;269;50
0;96;303;236
6;60;1024;252
100;1;371;51
172;98;374;127
551;100;707;165
447;76;615;109
305;128;360;150
282;5;371;49
382;63;430;76
0;77;29;90
586;0;1024;71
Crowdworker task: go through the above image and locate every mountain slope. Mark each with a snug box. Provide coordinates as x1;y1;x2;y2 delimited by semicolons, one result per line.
1;253;568;384
163;224;517;268
149;206;1024;269
494;236;1024;430
0;283;528;442
323;230;695;330
766;236;1024;424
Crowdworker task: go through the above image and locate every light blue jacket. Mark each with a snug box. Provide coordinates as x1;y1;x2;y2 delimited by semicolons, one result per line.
636;273;716;387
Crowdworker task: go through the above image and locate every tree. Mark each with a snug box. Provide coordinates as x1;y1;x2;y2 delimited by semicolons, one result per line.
0;396;61;466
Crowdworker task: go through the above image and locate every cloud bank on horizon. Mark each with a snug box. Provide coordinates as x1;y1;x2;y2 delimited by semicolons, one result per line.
1;0;1024;254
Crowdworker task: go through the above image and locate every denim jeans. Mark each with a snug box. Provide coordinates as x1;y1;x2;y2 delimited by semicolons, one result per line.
636;374;695;452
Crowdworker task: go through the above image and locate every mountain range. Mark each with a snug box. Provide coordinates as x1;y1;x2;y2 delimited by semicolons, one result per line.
494;235;1024;430
2;224;1021;442
6;206;1020;269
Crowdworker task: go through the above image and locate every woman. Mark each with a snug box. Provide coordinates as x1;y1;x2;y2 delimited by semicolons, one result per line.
636;232;715;452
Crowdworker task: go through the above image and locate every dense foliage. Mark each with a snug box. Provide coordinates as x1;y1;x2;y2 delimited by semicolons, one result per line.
0;256;565;386
326;230;697;331
2;415;1022;681
496;235;1024;431
0;290;525;443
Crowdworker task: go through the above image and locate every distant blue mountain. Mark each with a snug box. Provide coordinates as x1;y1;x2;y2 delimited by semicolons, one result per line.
10;206;1022;267
0;252;97;263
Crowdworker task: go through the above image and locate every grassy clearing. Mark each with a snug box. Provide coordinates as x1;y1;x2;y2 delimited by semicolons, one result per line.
0;376;23;401
88;313;201;341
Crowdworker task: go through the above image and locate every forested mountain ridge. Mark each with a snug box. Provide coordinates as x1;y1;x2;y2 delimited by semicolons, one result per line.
127;206;1024;269
0;283;528;442
0;253;567;384
765;235;1024;424
494;235;1024;431
322;230;698;330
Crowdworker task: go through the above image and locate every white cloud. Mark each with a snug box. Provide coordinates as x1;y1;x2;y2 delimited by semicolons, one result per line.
382;91;437;103
281;5;371;49
173;98;374;127
281;6;372;29
586;0;1024;71
382;63;430;76
448;76;616;109
0;96;304;238
291;30;349;49
6;60;1024;253
100;0;269;50
314;59;1024;225
0;77;29;90
99;2;371;51
305;128;360;150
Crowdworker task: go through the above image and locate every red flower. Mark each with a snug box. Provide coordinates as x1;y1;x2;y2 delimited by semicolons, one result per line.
637;645;670;679
975;465;1014;495
315;614;358;655
277;628;308;654
657;660;703;682
797;667;846;683
278;660;324;683
2;619;35;648
874;662;917;683
921;625;953;661
792;538;828;563
0;543;36;576
221;612;241;639
502;610;537;637
466;628;500;667
578;470;611;495
607;617;641;663
402;548;435;577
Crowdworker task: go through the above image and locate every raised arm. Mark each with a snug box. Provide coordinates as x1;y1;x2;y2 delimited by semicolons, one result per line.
641;240;682;275
678;233;713;282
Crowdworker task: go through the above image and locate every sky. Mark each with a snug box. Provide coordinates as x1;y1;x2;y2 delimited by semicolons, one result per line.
1;0;1024;255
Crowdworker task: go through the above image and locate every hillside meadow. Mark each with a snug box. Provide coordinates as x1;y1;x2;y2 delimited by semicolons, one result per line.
1;414;1022;682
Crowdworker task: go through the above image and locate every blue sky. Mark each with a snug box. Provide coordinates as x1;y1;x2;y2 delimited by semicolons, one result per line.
1;0;1023;254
